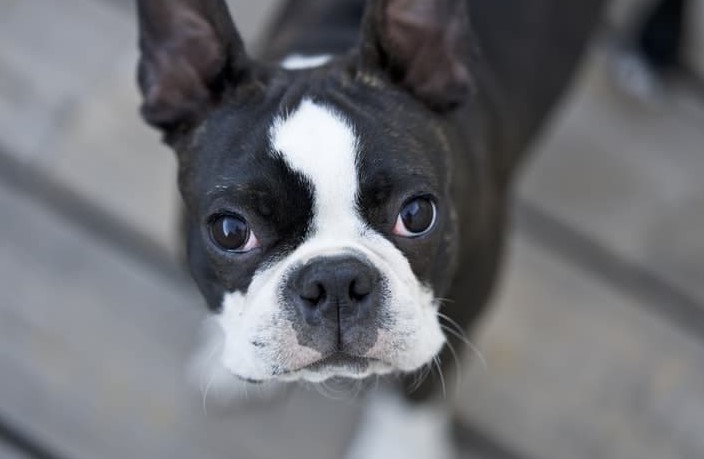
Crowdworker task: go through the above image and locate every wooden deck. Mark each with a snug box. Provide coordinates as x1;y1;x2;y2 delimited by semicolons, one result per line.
2;0;704;458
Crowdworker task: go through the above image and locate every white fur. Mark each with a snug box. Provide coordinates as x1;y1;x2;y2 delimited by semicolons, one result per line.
281;54;332;70
272;99;360;238
188;319;282;408
217;100;445;382
345;388;457;459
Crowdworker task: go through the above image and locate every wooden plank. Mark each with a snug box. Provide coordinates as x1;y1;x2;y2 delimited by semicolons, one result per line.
3;3;703;459
0;0;131;159
457;232;704;459
0;0;180;253
41;53;183;256
0;443;32;459
0;181;360;459
0;0;283;256
520;48;704;306
0;423;62;459
685;0;704;78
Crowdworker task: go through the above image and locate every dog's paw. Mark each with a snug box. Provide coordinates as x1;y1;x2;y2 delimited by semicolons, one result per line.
345;388;458;459
188;319;284;412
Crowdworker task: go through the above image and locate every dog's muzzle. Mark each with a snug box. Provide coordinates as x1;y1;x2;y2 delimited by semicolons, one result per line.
282;255;385;357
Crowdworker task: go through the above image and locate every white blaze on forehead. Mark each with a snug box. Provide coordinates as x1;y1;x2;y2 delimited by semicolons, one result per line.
270;99;360;236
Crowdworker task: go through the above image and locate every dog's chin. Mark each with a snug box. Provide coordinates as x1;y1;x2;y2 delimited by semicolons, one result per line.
279;353;397;383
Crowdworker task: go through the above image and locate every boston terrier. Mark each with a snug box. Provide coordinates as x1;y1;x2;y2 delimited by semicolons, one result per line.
136;0;605;456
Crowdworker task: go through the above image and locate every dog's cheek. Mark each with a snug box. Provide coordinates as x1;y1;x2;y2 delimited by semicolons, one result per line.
393;202;459;297
370;294;445;372
430;202;461;296
186;222;226;311
358;233;446;370
217;290;273;381
216;263;322;381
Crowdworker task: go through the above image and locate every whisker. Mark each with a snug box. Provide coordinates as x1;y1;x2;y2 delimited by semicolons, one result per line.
443;338;463;398
242;376;251;401
432;355;447;399
407;363;432;394
312;381;327;398
435;297;456;305
438;313;488;372
201;369;217;417
440;323;470;345
436;312;466;338
309;378;363;400
441;325;488;372
198;340;222;394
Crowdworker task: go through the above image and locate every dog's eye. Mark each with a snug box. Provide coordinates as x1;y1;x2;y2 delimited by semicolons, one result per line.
209;214;259;252
393;197;437;237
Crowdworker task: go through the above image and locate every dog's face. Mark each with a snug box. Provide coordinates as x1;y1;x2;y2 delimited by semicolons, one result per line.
137;0;474;382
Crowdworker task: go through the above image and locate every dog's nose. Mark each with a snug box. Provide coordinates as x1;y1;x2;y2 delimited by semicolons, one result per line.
288;256;381;329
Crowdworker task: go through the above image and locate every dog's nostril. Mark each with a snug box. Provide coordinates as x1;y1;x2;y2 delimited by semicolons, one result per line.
290;256;380;318
300;281;325;305
349;277;372;301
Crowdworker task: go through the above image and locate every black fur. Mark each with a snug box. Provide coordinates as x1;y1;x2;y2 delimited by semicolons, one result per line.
137;0;606;401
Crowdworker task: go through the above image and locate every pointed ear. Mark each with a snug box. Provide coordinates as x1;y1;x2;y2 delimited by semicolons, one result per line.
360;0;474;110
137;0;249;130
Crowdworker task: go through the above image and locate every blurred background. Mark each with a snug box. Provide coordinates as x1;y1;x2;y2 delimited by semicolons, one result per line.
1;0;703;458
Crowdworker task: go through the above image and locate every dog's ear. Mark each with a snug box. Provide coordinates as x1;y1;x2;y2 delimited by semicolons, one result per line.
360;0;474;110
137;0;249;130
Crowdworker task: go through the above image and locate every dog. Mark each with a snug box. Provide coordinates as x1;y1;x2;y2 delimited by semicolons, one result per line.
136;0;605;456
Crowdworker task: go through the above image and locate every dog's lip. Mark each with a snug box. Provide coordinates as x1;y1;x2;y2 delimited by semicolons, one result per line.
306;352;374;371
230;354;389;383
280;352;383;376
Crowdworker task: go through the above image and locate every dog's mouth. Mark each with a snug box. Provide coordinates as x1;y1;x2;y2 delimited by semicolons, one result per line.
305;353;374;372
275;352;385;379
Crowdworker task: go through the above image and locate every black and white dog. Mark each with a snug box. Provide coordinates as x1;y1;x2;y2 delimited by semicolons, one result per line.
136;0;604;455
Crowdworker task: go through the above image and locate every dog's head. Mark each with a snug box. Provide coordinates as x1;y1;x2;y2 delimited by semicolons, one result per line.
137;0;477;383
